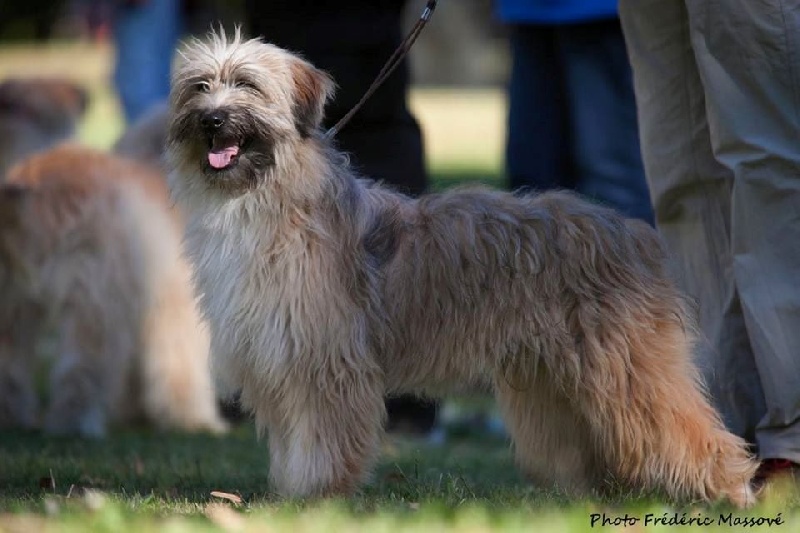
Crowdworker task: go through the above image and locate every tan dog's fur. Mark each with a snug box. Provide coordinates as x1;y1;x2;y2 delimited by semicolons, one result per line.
167;31;757;506
0;78;87;179
0;145;226;436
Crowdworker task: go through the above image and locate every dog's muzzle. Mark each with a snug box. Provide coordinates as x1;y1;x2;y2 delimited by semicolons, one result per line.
200;110;241;170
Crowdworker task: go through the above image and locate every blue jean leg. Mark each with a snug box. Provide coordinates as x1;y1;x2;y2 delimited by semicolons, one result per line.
113;0;181;123
506;26;575;193
559;19;654;224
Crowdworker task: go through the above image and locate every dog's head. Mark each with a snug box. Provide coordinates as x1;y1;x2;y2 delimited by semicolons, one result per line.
0;78;88;137
167;29;335;192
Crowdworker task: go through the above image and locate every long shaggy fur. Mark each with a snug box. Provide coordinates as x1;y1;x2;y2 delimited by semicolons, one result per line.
0;145;226;436
167;30;757;506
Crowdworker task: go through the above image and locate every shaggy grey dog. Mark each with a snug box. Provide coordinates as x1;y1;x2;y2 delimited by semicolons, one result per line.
167;30;756;506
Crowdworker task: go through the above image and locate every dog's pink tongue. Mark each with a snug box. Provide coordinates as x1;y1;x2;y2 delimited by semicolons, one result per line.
208;145;240;169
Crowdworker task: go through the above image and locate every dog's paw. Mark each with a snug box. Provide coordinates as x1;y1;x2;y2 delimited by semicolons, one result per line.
728;482;757;509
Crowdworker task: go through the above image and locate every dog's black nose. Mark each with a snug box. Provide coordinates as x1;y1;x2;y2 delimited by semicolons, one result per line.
201;111;227;131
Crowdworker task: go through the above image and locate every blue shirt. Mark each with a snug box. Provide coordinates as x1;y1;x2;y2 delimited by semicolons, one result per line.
495;0;619;24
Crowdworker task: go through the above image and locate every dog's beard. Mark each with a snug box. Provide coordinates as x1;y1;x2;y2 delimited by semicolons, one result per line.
168;106;277;191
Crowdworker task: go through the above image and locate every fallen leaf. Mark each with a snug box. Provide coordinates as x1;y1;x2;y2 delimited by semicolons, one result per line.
210;491;243;505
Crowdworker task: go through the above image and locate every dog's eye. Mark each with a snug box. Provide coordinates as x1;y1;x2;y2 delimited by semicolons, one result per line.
195;81;211;93
234;80;258;91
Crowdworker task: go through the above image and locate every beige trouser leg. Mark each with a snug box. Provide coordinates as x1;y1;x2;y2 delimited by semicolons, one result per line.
620;0;800;462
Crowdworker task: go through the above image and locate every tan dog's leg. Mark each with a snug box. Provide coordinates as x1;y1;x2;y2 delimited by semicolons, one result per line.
574;317;756;506
43;314;114;438
254;369;385;498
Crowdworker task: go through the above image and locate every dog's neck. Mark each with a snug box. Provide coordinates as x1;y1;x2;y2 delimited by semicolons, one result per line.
181;135;361;238
260;136;357;210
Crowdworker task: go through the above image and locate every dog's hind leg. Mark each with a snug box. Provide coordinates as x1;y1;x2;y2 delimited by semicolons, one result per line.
567;313;757;507
495;365;605;496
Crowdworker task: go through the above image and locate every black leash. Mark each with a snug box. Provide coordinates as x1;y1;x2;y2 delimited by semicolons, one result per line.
324;0;438;140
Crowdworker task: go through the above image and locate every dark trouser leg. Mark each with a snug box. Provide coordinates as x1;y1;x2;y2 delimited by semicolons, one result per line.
505;25;573;193
560;18;654;225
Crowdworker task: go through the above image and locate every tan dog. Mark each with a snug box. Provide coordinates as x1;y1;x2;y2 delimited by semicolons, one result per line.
167;31;756;506
0;145;226;437
0;78;87;179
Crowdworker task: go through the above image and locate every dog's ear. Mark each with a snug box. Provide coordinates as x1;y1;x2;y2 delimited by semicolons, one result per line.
290;58;335;137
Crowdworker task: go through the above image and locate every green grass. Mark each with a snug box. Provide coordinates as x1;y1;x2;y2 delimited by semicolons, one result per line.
0;425;527;510
1;422;799;532
0;425;545;531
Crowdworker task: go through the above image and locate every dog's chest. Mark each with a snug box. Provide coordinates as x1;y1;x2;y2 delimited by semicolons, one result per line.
187;214;315;366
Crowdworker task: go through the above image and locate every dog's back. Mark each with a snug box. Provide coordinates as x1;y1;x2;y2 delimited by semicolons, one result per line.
366;186;671;387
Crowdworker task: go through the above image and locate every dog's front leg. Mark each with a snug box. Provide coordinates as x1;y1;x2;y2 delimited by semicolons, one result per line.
0;328;39;430
266;357;386;498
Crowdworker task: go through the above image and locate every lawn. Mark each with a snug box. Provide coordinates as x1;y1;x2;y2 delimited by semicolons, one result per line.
1;41;799;532
1;423;798;532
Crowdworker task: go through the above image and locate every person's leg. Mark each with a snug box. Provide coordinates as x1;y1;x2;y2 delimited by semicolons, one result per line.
113;0;181;123
318;44;428;196
619;0;765;443
246;1;428;196
685;0;800;463
506;25;573;193
560;18;654;225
